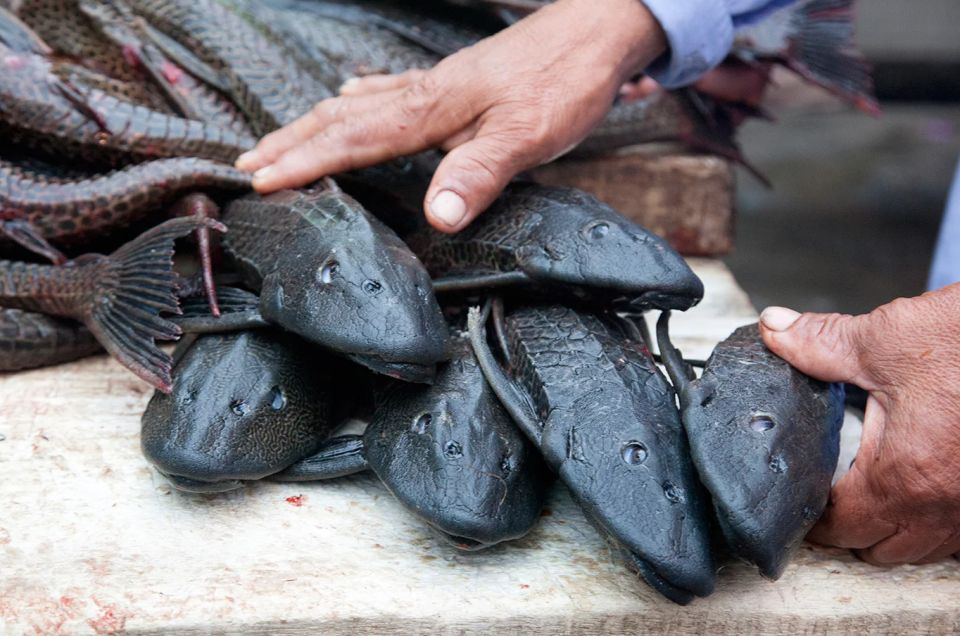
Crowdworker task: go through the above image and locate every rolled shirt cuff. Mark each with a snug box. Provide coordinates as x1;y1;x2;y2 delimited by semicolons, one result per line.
640;0;735;88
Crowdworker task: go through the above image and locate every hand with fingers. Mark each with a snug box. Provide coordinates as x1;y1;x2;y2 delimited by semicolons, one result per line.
758;283;960;566
234;0;667;232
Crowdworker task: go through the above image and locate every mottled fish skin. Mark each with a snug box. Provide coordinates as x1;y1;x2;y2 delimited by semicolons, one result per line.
0;43;254;166
0;308;100;371
364;336;551;549
222;185;449;380
141;330;334;493
126;0;333;135
472;305;715;603
407;183;704;311
667;322;844;580
0;157;251;249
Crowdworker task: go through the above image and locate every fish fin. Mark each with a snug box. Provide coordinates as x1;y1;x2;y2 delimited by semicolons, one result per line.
490;296;512;369
171;193;222;316
272;435;370;481
785;0;878;114
173;286;268;334
0;220;67;265
431;271;531;294
50;76;111;133
141;22;233;93
655;311;697;394
83;216;226;393
467;306;543;446
0;5;53;55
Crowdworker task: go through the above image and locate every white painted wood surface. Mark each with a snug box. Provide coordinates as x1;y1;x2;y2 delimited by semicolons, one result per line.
1;260;957;634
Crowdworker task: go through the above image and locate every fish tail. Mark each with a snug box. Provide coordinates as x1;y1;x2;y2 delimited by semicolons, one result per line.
84;216;226;393
785;0;879;114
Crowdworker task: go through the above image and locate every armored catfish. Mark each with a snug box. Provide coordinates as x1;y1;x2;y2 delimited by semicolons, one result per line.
657;313;844;579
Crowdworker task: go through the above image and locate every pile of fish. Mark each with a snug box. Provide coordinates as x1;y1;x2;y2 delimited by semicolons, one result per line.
0;0;868;604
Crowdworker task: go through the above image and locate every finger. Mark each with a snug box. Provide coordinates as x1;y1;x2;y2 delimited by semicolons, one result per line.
619;76;660;102
424;132;531;232
440;121;480;151
856;526;954;566
758;308;875;388
339;69;426;96
252;87;470;192
914;530;960;564
807;459;897;549
236;89;405;172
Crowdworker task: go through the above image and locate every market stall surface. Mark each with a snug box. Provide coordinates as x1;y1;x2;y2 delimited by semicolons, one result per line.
1;261;957;634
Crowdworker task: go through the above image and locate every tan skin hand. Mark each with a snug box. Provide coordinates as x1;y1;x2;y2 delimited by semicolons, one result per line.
234;0;667;232
759;283;960;566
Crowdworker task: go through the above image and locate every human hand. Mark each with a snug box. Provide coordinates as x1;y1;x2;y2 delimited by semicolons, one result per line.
758;284;960;565
235;0;666;232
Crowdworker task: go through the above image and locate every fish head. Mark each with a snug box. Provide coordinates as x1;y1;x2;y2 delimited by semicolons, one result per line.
365;345;549;548
678;325;844;579
141;331;331;490
512;187;703;309
260;223;449;377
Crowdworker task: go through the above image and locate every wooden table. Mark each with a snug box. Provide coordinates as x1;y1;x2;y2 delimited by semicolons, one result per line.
1;261;958;634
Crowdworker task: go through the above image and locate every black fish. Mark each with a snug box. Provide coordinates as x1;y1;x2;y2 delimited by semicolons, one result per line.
277;336;552;549
468;304;714;604
141;329;335;493
221;182;449;383
407;183;704;311
657;312;844;579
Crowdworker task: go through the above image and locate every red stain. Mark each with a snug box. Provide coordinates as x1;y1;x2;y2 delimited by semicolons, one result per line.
285;494;305;507
59;596;77;608
87;606;125;634
519;584;530;590
161;61;184;85
121;44;142;69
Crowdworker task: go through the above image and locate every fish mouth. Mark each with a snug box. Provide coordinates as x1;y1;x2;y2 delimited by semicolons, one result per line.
347;353;436;384
427;525;493;552
622;288;703;312
623;550;714;606
158;470;245;494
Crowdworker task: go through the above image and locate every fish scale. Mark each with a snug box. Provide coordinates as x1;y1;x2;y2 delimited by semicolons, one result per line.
0;157;250;248
0;42;254;166
0;308;101;371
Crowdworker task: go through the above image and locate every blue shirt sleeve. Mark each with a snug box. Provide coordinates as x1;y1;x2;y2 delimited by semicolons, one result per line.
929;159;960;290
641;0;797;88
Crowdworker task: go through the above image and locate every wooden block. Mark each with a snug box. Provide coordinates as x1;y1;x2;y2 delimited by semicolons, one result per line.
531;150;736;257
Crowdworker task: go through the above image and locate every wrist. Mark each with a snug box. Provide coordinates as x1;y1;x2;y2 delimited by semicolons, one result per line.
554;0;667;81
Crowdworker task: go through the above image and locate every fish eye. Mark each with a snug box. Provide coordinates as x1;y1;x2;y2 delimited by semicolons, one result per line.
268;386;286;411
230;399;248;416
443;440;463;459
412;412;432;434
621;441;648;465
581;220;610;241
362;279;383;295
318;260;339;284
749;415;776;433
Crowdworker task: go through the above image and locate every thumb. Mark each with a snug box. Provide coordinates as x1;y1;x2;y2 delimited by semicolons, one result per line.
759;307;872;388
424;134;524;233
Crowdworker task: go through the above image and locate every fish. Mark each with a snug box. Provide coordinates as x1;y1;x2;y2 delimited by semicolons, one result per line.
0;308;101;371
0;156;250;250
406;183;704;311
468;304;715;604
0;41;255;167
656;312;844;579
124;0;334;135
277;335;552;550
141;329;335;493
220;182;449;382
0;215;224;392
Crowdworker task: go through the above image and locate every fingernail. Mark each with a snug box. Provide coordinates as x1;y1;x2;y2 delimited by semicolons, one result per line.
235;150;258;170
430;190;466;227
760;307;801;332
338;77;360;93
